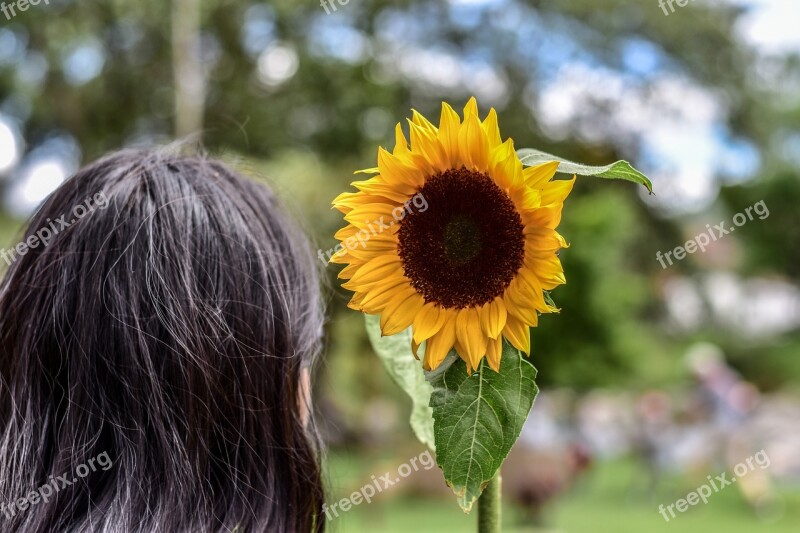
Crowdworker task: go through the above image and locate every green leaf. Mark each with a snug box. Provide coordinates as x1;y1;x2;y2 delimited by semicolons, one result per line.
365;314;436;449
427;343;538;512
516;148;653;194
543;290;558;310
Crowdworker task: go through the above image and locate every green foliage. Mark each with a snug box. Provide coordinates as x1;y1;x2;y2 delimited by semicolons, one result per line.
428;346;538;512
365;315;435;449
517;148;653;193
1;0;797;443
719;172;800;281
362;319;540;513
530;188;670;388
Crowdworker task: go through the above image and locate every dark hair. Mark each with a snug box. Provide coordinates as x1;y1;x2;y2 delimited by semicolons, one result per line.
0;150;325;532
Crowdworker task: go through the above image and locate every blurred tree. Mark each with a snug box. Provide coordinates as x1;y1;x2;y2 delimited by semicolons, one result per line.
0;0;797;440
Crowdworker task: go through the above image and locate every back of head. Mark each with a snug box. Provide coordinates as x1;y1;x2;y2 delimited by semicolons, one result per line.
0;150;325;532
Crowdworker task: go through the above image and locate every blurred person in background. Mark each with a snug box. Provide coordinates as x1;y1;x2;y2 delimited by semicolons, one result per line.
686;343;775;514
632;390;674;500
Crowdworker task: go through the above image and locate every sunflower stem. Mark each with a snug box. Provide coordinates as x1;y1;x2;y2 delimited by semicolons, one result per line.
477;473;501;533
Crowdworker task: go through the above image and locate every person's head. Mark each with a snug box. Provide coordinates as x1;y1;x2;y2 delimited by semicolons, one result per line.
0;149;325;531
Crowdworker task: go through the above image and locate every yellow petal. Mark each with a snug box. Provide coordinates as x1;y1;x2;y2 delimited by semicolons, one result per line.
334;226;397;253
540;176;576;206
424;318;456;371
503;314;531;355
381;290;425;336
513;186;542;212
344;202;399;229
329;246;351;264
348;291;367;310
456;308;488;371
481;298;507;339
333;223;360;241
333;224;369;241
413;303;448;344
503;280;540;326
358;278;412;313
411;109;439;133
345;235;398;262
523;161;560;188
524;228;567;257
332;191;382;214
378;147;425;188
526;255;566;291
463;96;479;119
411;338;421;360
352;176;418;204
519;268;552;312
486;336;502;372
482;108;502;149
408;120;447;171
438;102;462;168
490;139;523;191
458;113;489;171
402;150;435;178
393;123;410;157
347;254;403;286
454;337;471;374
337;262;361;280
354;167;379;175
523;205;564;230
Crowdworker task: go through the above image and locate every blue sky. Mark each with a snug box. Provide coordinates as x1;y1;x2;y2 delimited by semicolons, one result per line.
0;0;796;215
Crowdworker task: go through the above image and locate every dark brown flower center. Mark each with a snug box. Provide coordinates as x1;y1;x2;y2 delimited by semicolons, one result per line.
397;168;525;309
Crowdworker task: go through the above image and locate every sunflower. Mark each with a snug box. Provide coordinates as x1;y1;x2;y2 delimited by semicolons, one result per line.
331;98;574;373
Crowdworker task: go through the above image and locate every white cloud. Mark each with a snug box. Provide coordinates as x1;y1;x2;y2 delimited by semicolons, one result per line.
536;64;739;214
722;0;800;53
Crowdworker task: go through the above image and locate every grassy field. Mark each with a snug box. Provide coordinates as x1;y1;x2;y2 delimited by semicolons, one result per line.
325;453;800;533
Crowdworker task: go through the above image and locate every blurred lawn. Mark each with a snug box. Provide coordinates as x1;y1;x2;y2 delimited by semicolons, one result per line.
326;454;800;533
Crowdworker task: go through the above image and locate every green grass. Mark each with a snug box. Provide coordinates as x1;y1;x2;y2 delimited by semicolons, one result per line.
325;454;800;532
